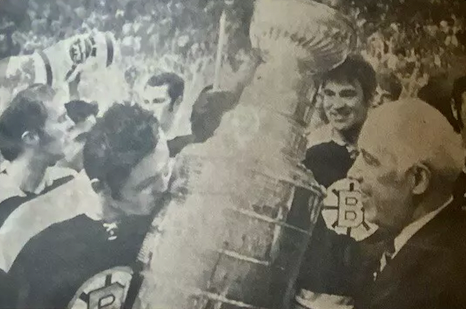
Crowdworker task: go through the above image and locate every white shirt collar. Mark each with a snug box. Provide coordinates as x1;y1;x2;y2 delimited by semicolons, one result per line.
392;196;453;259
0;160;77;196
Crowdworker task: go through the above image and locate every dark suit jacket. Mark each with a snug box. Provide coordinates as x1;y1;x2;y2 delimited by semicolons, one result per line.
355;201;466;309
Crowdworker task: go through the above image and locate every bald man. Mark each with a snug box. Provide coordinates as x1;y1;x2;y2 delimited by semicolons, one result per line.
348;99;466;309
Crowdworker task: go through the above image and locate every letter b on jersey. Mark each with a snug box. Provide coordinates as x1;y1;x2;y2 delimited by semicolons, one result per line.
88;282;125;309
337;190;363;228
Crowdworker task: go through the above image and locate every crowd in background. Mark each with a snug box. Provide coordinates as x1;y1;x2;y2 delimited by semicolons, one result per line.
0;1;465;308
1;0;465;109
348;0;466;97
0;0;252;87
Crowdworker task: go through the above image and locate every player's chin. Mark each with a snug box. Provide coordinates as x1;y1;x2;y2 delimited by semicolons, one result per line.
126;208;152;217
47;151;66;166
136;198;162;216
330;120;353;132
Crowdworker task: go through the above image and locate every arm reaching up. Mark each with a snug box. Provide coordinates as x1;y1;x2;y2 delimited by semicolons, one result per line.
0;31;116;109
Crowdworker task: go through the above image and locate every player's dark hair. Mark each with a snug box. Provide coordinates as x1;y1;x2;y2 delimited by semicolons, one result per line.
0;84;55;161
65;100;99;124
394;47;407;57
418;75;460;133
146;72;185;111
83;103;160;199
321;55;377;105
452;76;466;130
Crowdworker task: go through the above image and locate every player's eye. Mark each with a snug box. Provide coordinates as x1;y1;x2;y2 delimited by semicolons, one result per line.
152;98;165;104
340;89;358;98
144;99;150;104
323;89;336;97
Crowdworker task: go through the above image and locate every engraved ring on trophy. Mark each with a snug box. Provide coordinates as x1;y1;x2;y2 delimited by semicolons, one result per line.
250;0;356;72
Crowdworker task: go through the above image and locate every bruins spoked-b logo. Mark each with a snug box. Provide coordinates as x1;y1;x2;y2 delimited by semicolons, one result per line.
69;36;96;66
67;267;133;309
321;178;378;241
65;36;97;82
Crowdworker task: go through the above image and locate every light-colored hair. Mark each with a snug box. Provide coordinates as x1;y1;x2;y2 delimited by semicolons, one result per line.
362;98;464;186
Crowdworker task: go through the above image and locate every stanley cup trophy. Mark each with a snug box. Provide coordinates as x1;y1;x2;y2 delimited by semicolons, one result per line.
136;1;356;309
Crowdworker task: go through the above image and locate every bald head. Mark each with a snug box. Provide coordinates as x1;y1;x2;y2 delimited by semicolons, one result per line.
361;98;463;184
348;98;463;231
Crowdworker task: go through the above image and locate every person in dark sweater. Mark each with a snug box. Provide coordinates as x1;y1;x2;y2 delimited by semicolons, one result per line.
303;56;377;188
4;104;172;309
296;56;379;308
451;76;466;204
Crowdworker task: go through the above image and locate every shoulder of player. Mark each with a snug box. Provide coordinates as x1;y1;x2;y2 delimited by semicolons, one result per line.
305;140;347;160
22;215;89;253
306;125;333;149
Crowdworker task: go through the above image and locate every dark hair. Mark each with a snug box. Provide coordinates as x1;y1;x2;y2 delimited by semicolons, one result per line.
146;72;185;111
377;72;402;101
0;84;54;161
418;75;460;133
394;47;406;57
452;76;466;130
83;103;160;199
321;55;377;105
65;100;99;124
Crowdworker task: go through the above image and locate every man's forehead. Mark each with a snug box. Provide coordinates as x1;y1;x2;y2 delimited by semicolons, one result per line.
43;97;66;118
359;125;397;158
323;79;360;92
358;140;395;166
144;85;169;97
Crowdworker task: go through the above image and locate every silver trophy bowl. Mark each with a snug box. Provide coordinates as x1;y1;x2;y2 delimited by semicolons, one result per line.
250;0;356;73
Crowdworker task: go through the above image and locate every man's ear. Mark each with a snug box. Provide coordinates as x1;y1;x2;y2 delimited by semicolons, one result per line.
90;178;104;194
21;131;40;147
169;95;183;112
451;98;459;122
411;163;431;195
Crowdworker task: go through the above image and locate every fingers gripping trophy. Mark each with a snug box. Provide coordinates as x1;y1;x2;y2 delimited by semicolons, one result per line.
135;1;355;309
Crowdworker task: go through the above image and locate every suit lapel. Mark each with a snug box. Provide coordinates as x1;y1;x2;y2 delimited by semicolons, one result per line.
367;202;461;307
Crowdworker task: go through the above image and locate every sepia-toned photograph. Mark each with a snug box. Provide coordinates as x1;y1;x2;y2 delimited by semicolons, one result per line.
0;0;465;308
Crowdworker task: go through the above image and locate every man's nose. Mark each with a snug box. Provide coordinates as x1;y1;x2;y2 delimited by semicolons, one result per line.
332;97;347;110
373;93;382;106
347;161;362;183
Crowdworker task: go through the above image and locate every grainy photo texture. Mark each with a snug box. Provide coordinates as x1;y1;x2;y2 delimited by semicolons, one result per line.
0;0;465;309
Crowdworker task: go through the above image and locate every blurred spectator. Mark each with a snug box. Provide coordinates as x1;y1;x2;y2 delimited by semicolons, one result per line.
372;72;402;107
418;74;460;132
